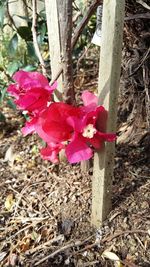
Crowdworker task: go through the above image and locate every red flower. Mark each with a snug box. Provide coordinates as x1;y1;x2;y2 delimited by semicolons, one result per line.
22;116;39;136
66;105;116;163
19;87;116;164
34;102;81;144
7;70;57;114
35;91;116;164
40;142;65;163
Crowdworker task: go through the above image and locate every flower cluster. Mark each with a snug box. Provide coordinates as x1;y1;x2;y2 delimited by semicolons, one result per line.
7;70;116;164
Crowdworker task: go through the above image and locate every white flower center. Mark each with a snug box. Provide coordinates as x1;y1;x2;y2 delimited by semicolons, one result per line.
22;110;28;115
82;124;97;138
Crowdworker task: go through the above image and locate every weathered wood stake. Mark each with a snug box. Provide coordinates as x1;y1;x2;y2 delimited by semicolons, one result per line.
57;0;75;104
45;0;63;101
91;0;125;227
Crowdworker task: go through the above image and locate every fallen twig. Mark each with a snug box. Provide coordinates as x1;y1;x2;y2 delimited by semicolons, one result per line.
73;229;149;255
102;229;149;243
125;13;150;20
129;170;150;179
13;171;47;216
82;261;100;266
7;216;49;241
136;0;150;10
34;235;94;266
129;47;150;77
143;64;150;129
134;234;146;250
26;234;64;254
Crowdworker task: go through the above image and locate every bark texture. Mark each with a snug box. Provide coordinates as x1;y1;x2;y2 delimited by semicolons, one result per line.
57;0;75;104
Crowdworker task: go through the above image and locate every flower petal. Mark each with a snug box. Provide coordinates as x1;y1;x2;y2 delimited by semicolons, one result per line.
82;90;98;107
96;106;108;132
17;88;50;112
67;116;83;133
88;133;103;149
40;142;64;163
97;132;116;142
41;102;80;142
22;117;38;136
66;136;93;163
89;132;116;149
13;71;49;88
40;147;59;163
7;84;20;99
48;81;57;92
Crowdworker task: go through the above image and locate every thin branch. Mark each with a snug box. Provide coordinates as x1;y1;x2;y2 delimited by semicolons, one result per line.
7;217;49;241
136;0;150;10
34;229;148;266
32;0;47;76
143;65;150;129
71;0;102;49
73;229;149;255
129;46;150;77
34;235;94;266
6;2;18;31
102;229;149;243
50;0;102;84
26;235;64;254
125;13;150;20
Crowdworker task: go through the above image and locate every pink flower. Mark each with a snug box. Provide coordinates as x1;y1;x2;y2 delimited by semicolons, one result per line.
66;107;116;163
81;90;98;112
65;91;116;163
34;102;81;143
18;88;116;164
7;70;57;114
35;91;116;164
22;116;39;136
40;142;65;163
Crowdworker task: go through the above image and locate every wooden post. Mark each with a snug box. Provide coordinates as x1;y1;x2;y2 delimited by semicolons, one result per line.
91;0;125;227
45;0;63;101
57;0;75;104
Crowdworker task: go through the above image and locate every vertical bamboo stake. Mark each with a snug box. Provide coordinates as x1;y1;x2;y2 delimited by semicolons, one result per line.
91;0;125;227
45;0;63;101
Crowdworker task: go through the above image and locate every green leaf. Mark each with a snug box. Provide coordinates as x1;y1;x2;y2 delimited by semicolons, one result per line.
22;112;29;121
15;15;30;22
0;86;7;102
39;9;46;19
0;111;6;122
8;33;18;55
7;99;16;110
37;22;47;44
27;42;38;59
39;21;47;36
31;230;38;240
23;65;37;72
7;61;20;76
17;26;32;41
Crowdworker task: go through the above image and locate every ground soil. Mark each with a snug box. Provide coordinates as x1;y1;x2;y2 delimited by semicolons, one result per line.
0;89;150;267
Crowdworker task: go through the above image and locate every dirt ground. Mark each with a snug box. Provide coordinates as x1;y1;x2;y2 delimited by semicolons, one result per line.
0;88;150;267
